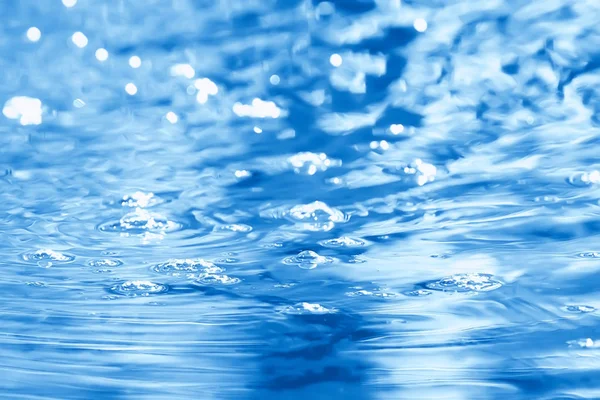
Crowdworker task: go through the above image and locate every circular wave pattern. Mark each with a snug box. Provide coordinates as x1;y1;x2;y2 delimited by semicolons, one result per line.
88;259;123;267
423;273;503;293
98;208;183;234
264;201;349;232
151;258;224;277
110;280;169;297
282;250;334;270
278;302;336;315
319;236;366;248
22;249;75;263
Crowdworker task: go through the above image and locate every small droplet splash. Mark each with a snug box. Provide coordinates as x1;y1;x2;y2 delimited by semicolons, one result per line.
195;274;241;285
422;273;503;293
319;236;365;248
110;281;168;297
282;250;333;270
88;259;123;268
151;258;240;285
99;208;182;234
121;192;162;208
279;302;336;315
22;249;75;263
565;305;596;313
276;201;349;232
151;258;224;277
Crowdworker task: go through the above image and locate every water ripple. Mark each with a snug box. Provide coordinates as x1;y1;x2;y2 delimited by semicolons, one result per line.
319;236;366;248
282;250;334;270
98;208;183;234
278;302;336;315
421;273;503;293
151;258;224;277
121;191;163;208
195;274;241;285
577;252;600;259
88;259;123;268
22;249;75;264
110;281;169;297
264;201;349;232
565;305;596;313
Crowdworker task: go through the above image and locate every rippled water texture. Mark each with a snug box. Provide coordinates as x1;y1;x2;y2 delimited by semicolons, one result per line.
2;0;600;399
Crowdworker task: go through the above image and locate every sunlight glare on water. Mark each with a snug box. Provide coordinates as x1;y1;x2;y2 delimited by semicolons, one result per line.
2;0;600;398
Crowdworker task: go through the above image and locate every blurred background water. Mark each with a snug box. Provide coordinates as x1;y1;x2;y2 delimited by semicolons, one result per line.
2;0;600;399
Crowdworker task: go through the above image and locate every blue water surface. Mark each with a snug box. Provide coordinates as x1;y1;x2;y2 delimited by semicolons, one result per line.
2;0;600;399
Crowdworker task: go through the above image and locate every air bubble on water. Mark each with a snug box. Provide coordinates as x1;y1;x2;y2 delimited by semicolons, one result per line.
22;249;75;263
283;250;333;270
73;99;86;108
288;152;340;175
414;18;428;32
110;281;168;297
3;96;43;125
88;259;123;268
128;56;142;69
565;305;596;313
26;27;41;42
330;54;342;67
423;273;503;293
71;32;88;48
279;302;335;315
170;63;195;79
319;236;365;248
234;170;251;179
151;258;224;277
95;48;108;61
269;74;280;85
166;111;178;124
125;83;137;95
